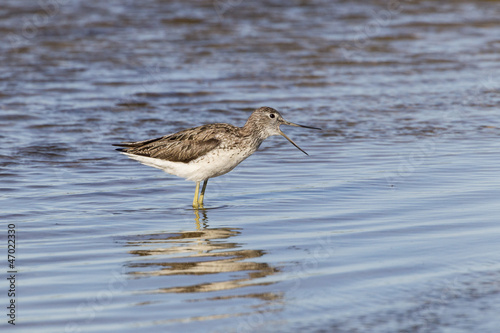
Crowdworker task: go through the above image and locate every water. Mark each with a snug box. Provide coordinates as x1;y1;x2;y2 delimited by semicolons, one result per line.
1;0;500;332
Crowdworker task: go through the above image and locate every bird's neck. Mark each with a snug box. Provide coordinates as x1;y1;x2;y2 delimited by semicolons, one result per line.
241;119;270;141
238;125;267;154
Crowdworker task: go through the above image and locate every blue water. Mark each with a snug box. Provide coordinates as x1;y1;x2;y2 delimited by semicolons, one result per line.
1;0;500;332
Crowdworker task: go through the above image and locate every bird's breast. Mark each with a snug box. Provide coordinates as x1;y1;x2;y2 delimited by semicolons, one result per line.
189;145;258;180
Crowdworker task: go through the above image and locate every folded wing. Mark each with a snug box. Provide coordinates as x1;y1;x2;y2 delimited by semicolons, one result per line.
113;128;221;163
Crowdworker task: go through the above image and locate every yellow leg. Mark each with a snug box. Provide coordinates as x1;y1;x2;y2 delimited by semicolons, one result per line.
199;179;208;206
193;181;200;209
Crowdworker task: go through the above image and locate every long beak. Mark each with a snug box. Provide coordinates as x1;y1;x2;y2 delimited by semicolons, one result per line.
282;120;322;131
279;120;321;156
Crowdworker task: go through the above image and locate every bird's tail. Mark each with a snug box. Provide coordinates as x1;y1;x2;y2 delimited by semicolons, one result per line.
112;136;164;152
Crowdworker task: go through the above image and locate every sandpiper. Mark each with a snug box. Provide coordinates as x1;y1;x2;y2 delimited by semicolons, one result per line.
114;106;321;209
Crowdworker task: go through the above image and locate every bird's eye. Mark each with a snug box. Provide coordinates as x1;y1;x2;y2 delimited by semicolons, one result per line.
269;113;275;119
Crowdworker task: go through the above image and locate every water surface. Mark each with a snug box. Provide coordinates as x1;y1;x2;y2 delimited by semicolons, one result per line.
1;0;500;332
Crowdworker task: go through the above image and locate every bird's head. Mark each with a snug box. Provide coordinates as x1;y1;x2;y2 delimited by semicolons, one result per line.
246;106;321;155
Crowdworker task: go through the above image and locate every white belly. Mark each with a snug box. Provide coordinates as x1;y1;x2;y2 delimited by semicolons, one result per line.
122;147;255;182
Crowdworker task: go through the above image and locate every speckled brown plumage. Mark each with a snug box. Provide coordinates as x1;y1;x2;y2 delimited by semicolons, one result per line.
114;107;283;163
115;124;232;163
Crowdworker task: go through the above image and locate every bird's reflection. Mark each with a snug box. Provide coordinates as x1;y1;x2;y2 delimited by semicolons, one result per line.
124;210;280;299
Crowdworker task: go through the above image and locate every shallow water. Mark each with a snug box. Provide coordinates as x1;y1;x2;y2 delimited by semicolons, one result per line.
1;0;500;332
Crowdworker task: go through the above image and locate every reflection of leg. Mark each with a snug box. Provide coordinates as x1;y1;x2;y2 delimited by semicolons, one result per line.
193;181;200;209
194;209;201;230
199;179;209;206
193;209;208;231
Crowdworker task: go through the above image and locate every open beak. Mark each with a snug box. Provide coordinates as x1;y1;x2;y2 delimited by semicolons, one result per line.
279;120;322;156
